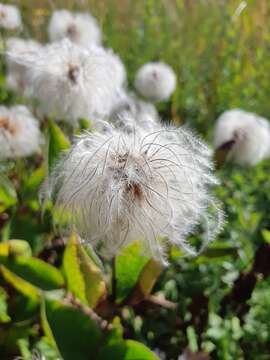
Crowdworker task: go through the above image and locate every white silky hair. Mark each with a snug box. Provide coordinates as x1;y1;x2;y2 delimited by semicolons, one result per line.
103;48;127;88
45;122;223;265
214;109;270;166
109;92;160;132
0;105;42;160
48;9;102;47
7;39;124;126
134;62;177;102
5;37;43;95
0;3;21;30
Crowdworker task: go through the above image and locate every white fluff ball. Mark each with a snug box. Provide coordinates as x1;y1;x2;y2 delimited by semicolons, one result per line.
8;39;123;125
5;37;43;95
48;9;102;47
45;122;223;264
214;109;270;166
134;62;177;102
0;3;21;30
0;105;42;160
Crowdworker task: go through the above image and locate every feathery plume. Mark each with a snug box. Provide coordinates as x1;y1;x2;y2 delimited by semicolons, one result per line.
214;109;270;166
0;105;42;160
45;122;223;264
134;62;176;102
7;39;123;126
110;92;160;132
5;37;43;95
0;3;21;30
48;9;102;47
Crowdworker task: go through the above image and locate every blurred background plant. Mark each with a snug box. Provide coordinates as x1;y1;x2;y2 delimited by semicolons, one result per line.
1;0;270;359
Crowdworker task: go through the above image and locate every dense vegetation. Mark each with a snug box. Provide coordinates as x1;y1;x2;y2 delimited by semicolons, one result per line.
1;1;270;359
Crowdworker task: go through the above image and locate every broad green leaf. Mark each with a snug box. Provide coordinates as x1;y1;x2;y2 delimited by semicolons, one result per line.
115;241;150;304
48;120;70;172
97;340;159;360
0;265;39;301
0;239;32;258
63;234;106;308
0;175;17;212
0;256;64;290
42;298;102;360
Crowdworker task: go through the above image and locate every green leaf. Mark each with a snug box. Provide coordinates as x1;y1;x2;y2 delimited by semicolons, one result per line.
261;229;270;244
129;259;163;305
0;287;10;323
196;244;238;263
115;241;150;304
24;165;45;193
0;256;64;291
42;298;102;360
0;239;32;258
0;265;39;301
48;120;70;173
0;175;17;212
97;340;159;360
63;234;106;308
187;326;199;352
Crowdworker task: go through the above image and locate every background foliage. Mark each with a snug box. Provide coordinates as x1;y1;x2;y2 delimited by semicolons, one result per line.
1;0;270;359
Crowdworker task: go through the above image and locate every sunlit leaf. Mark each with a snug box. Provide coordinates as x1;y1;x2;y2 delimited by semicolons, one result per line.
0;175;17;212
0;256;64;290
0;265;39;301
0;239;32;258
0;287;10;323
261;229;270;244
129;259;163;305
97;339;159;360
63;234;106;308
115;241;149;303
48;120;70;173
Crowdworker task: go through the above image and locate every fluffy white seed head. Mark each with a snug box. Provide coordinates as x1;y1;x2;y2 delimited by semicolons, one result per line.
214;109;270;166
48;9;102;47
0;3;21;30
0;105;42;160
8;39;123;125
45;122;222;264
110;92;160;132
105;49;127;88
134;62;177;102
5;37;43;95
